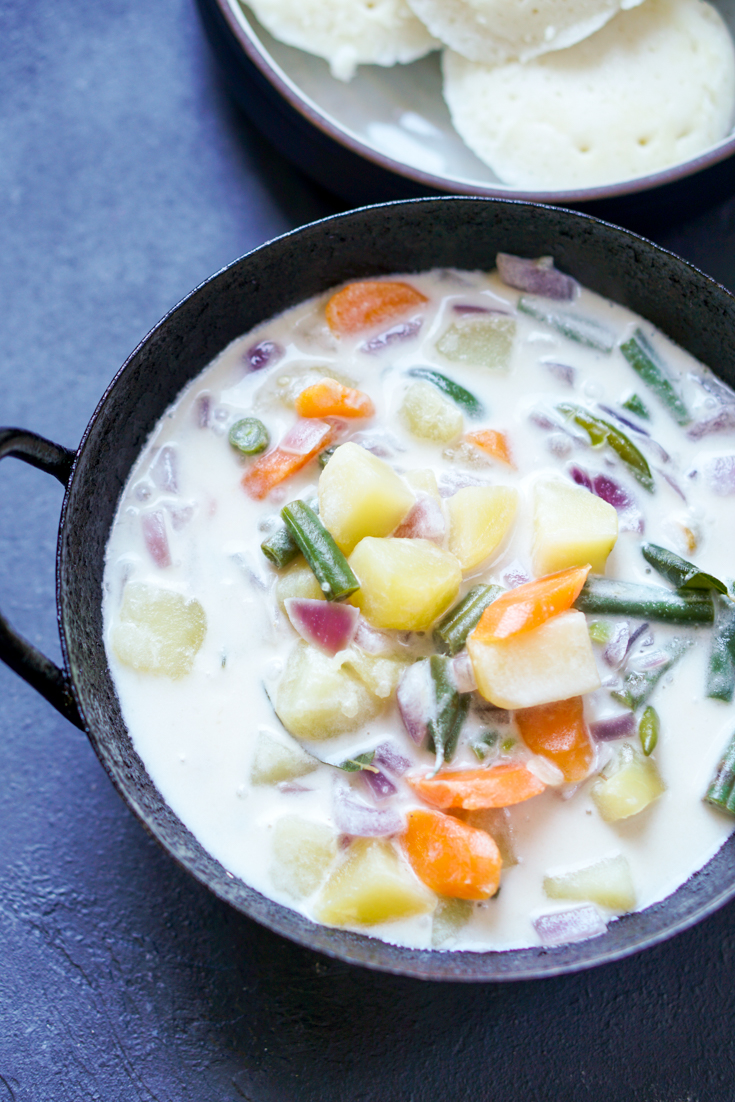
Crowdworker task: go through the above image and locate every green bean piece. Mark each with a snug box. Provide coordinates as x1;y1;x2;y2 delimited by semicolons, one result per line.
406;367;484;417
622;393;650;420
705;731;735;815
639;706;660;756
517;296;615;352
641;542;728;594
261;497;319;568
707;598;735;702
575;577;714;624
619;329;690;426
281;500;359;602
433;583;504;655
427;655;470;775
229;417;270;455
318;445;337;469
557;403;654;491
611;637;692;710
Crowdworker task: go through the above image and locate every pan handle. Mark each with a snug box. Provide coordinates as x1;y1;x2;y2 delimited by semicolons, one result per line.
0;429;83;729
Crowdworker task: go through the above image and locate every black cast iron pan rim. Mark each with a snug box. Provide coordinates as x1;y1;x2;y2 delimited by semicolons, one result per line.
46;195;735;981
211;0;735;205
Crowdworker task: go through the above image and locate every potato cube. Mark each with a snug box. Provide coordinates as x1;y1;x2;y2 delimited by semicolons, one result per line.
404;468;441;502
250;729;319;785
399;380;464;444
276;641;384;740
432;896;473;947
436;316;515;371
533;479;618;576
343;649;409;699
468;610;600;709
313;838;436;926
591;743;665;822
111;582;206;678
318;442;415;554
275;557;325;611
348;538;462;631
543;854;636;912
270;816;338;899
447;485;518;571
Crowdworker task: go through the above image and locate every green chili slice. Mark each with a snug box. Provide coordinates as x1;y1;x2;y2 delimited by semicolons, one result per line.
557;403;654;491
611;637;692;710
639;706;659;756
407;367;483;417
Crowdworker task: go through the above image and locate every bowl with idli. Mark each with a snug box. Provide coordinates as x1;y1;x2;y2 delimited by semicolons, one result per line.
196;0;735;225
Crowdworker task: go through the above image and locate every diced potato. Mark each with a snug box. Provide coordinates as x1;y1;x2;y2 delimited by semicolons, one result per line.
250;729;319;785
400;380;464;444
318;442;415;554
111;582;206;678
348;538;462;631
270;816;338;899
543;854;636;912
275;557;325;611
447;486;518;571
468;610;601;709
276;641;384;740
591;743;666;822
533;479;618;576
313;838;436;926
404;468;441;502
455;807;517;867
343;649;409;699
432;896;473;947
436;316;516;371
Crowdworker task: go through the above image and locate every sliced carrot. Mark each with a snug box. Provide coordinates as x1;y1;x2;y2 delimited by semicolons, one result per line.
470;564;591;643
295;377;375;420
408;764;546;811
402;808;502;900
465;429;515;468
241;420;334;500
325;280;428;335
516;696;594;784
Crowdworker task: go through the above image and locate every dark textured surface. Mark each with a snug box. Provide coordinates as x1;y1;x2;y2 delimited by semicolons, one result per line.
4;0;735;1097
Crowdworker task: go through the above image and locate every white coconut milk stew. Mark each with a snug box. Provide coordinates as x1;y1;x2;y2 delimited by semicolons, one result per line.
103;257;735;952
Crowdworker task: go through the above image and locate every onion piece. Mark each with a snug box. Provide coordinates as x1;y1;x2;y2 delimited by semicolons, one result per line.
141;511;171;568
589;713;636;741
438;472;490;497
279;419;332;456
284;598;359;656
397;660;433;744
533;905;607;947
598;404;651;437
150;445;178;493
361;769;397;801
353;619;395;655
373;741;412;776
450;651;477;694
569;466;644;534
544;361;575;386
195;394;210;428
452;303;510;315
362;317;422;354
688;408;735;439
496;253;577;301
704;455;735;495
333;784;403;836
246;339;283;371
501;560;530;588
393;496;445;542
625;621;650;660
603;622;629;668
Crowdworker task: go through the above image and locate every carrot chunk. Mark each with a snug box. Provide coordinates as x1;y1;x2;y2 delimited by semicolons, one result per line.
325;280;428;334
295;378;375;420
402;808;502;900
465;429;515;467
408;764;546;810
241;420;334;500
470;564;591;643
516;696;594;783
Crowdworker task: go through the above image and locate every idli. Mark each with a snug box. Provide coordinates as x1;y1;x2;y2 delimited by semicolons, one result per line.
242;0;439;81
409;0;644;64
442;0;735;189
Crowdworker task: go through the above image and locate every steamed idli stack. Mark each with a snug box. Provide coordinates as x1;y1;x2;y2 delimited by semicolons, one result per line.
442;0;735;188
242;0;439;81
408;0;645;64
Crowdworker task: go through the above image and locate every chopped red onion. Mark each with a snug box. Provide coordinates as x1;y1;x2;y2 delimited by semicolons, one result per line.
589;713;636;741
570;466;644;534
626;621;650;659
704;455;735;495
603;622;629;668
279;419;331;456
245;340;283;371
632;648;669;671
496;253;577;301
598;404;651;437
141;511;171;568
277;782;311;794
473;700;511;725
350;431;405;458
529;409;558;431
570;465;594;492
360;768;397;801
688;408;735;440
438;472;490;497
658;469;686;502
373;741;412;776
362;317;422;354
544;361;575;386
353;619;394;655
533;905;606;947
150;445;178;493
501;560;530;588
284;598;359;655
333;784;403;836
397;660;433;744
195;394;210;428
393;496;445;542
452;303;509;315
450;651;476;694
166;503;194;531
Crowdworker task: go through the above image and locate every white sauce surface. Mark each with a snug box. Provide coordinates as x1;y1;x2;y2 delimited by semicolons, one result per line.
103;268;735;951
